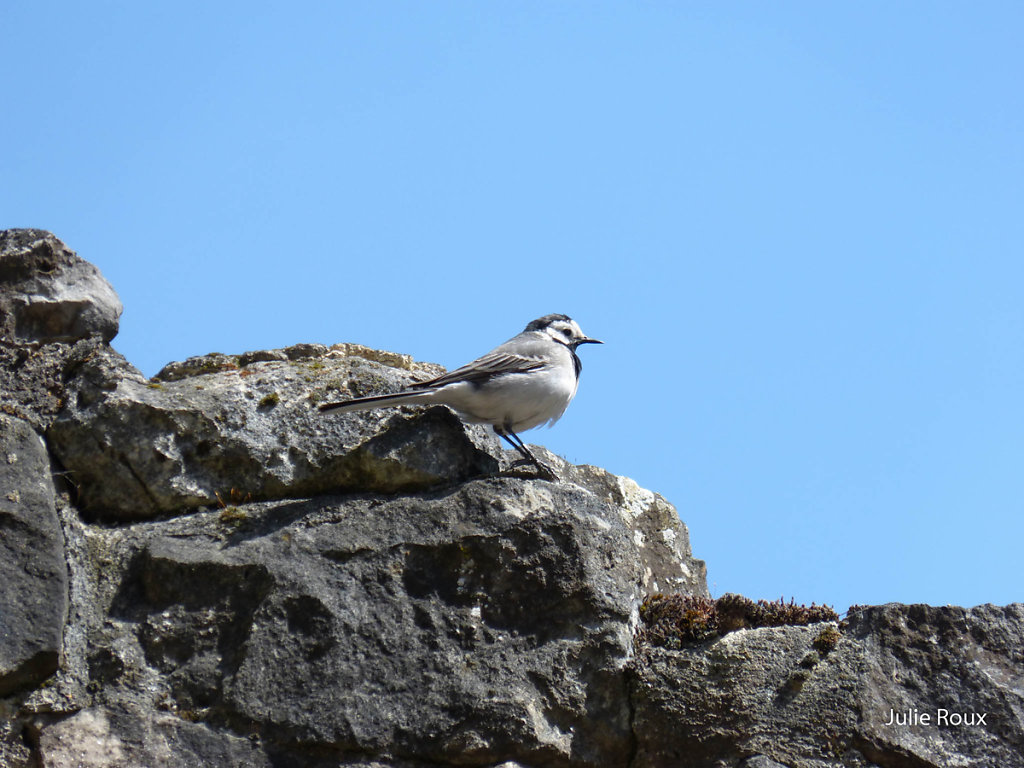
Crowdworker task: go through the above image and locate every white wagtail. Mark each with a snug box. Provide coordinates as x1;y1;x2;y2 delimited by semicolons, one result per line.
319;314;602;479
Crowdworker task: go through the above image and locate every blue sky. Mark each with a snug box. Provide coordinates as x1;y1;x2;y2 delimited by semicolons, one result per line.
4;3;1022;611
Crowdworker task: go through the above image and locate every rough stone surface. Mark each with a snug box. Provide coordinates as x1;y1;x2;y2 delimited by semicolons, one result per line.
0;227;121;431
0;229;122;344
26;466;703;768
2;232;1022;767
0;713;33;768
741;758;790;768
632;603;1024;767
0;415;67;696
1;335;114;435
47;343;508;519
36;705;271;768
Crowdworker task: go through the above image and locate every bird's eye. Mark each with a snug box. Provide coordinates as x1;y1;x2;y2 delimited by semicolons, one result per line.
562;327;574;337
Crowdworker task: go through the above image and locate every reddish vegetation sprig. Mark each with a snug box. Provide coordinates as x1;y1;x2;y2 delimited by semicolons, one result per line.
637;593;839;649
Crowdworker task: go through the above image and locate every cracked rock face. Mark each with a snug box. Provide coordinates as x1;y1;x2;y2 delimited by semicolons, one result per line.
3;231;1023;767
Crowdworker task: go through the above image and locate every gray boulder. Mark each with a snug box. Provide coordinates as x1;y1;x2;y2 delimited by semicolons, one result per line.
632;602;1024;767
47;342;509;519
31;468;704;767
0;415;67;696
0;228;122;431
0;229;122;344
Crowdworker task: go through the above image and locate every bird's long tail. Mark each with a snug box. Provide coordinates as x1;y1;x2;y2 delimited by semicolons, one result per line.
318;389;435;414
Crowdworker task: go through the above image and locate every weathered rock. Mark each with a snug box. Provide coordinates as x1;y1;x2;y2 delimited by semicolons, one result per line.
47;467;704;767
7;234;1023;766
35;705;271;768
631;603;1024;768
0;714;33;768
0;228;123;430
741;758;790;768
0;415;67;696
569;461;706;595
0;336;114;433
48;343;504;519
0;230;121;344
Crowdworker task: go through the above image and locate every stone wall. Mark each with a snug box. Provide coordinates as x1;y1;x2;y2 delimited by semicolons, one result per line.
2;231;1021;767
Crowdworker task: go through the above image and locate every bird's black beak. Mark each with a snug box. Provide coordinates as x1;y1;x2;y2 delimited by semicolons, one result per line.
577;337;603;345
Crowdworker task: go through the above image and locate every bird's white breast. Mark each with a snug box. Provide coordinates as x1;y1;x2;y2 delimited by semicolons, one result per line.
433;345;579;433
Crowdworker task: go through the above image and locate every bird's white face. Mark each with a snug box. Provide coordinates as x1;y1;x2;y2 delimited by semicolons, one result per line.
541;317;602;349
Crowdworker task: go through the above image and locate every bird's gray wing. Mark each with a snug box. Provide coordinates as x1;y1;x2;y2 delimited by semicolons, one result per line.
413;351;546;389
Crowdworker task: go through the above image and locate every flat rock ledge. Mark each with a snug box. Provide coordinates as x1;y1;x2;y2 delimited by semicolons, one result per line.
46;341;506;519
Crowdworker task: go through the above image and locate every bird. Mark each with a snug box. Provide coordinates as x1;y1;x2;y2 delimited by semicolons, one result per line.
318;314;602;479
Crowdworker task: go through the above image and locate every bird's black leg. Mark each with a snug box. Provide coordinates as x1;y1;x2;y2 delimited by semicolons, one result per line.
495;427;557;480
497;429;534;464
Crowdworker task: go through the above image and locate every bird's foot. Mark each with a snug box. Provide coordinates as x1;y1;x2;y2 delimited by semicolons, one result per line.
507;457;559;481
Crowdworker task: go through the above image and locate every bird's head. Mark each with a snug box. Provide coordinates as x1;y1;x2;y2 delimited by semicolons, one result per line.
525;314;603;350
